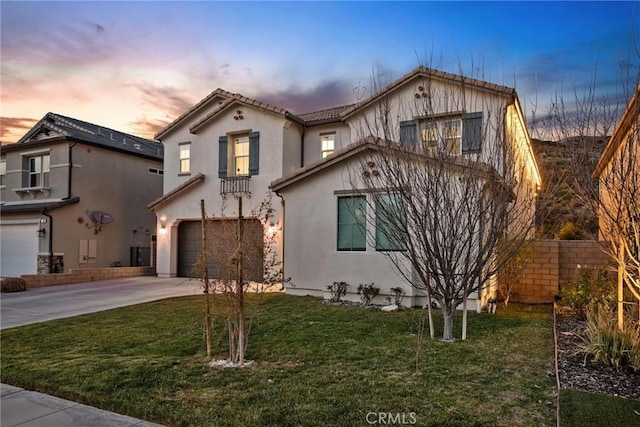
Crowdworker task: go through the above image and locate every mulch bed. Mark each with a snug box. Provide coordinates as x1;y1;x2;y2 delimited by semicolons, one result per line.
555;307;640;400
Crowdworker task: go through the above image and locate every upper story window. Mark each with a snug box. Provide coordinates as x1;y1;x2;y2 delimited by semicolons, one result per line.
337;196;366;251
28;154;50;187
218;131;259;178
0;159;6;187
233;134;250;176
321;133;335;158
179;143;190;174
401;112;483;155
443;119;462;155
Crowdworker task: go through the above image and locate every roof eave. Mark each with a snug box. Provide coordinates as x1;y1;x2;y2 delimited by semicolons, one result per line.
147;173;206;211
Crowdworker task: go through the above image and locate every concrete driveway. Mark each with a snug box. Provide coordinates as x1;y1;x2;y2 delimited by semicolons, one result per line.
0;276;202;330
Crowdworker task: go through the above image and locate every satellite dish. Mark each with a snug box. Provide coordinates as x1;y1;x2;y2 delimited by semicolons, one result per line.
89;211;113;224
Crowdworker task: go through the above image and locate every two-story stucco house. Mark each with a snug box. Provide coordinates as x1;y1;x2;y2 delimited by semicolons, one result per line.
0;113;164;277
152;66;540;309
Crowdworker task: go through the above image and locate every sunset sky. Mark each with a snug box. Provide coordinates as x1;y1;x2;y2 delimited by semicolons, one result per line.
1;1;638;144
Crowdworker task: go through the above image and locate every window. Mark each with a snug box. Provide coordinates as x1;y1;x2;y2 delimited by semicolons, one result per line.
375;193;407;251
321;133;335;158
219;131;259;178
28;154;49;187
420;122;438;155
337;196;366;251
233;134;250;175
148;168;164;175
179;143;190;174
0;159;5;186
444;120;462;155
416;112;483;156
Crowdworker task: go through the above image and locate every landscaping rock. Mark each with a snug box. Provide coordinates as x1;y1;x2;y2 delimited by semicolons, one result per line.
381;304;399;312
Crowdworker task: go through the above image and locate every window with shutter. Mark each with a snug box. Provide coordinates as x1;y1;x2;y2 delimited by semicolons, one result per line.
462;112;483;153
399;120;417;146
249;131;259;176
218;136;228;178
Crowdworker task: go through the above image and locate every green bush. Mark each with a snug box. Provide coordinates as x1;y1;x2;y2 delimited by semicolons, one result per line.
560;268;614;318
1;277;27;293
556;222;584;240
579;304;640;372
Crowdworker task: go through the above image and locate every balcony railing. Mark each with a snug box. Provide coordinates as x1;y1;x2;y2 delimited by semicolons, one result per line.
220;176;251;196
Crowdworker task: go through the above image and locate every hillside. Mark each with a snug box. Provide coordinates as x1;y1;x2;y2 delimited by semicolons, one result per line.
532;136;608;239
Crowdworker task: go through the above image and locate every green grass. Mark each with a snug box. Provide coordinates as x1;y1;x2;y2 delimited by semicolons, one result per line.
1;294;556;426
560;389;640;427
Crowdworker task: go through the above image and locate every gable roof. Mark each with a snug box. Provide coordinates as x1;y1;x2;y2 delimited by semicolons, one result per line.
155;88;235;140
340;66;516;120
3;112;163;160
189;93;305;134
593;84;640;177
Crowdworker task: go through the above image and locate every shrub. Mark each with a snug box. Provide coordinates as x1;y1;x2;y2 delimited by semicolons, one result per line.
389;286;406;306
560;268;614;318
357;283;380;305
1;277;27;293
327;281;348;303
556;221;584;240
579;304;640;372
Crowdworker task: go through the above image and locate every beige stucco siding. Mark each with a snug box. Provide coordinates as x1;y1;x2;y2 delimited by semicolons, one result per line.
278;155;415;303
155;104;288;278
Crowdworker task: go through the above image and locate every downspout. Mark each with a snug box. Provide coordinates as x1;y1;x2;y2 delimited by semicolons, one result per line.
300;127;306;168
42;208;53;273
64;141;77;200
275;190;286;290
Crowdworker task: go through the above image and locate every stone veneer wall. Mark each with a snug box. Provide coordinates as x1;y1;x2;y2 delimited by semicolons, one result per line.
21;266;155;288
504;240;612;304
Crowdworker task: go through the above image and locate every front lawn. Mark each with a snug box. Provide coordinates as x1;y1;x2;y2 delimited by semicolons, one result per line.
0;294;556;426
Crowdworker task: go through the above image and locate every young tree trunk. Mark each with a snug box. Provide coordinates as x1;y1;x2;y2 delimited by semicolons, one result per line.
461;282;468;341
200;199;212;359
442;303;455;341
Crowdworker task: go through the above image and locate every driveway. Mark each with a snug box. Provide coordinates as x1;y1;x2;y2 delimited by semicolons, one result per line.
0;276;202;330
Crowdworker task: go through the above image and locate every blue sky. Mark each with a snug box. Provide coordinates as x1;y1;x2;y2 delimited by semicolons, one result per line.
1;1;638;143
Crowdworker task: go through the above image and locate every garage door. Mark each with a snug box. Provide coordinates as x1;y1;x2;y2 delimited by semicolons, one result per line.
0;223;39;277
177;219;263;280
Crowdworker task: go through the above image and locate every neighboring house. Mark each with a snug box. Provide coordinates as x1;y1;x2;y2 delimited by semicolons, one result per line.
592;84;640;239
0;113;163;278
151;66;540;309
592;84;639;308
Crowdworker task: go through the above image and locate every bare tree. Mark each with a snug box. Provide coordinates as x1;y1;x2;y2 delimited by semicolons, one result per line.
593;85;640;328
199;193;284;365
538;66;640;330
348;66;540;341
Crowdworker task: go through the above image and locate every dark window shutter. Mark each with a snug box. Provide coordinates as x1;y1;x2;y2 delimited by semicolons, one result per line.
218;135;228;178
462;112;483;153
399;120;417;146
249;131;260;176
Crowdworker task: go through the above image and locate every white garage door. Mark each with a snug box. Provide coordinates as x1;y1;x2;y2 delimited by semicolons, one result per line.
0;223;39;277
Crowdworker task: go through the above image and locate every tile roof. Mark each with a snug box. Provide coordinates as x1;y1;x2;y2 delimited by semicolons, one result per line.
0;197;80;213
10;113;163;160
297;104;355;124
189;93;304;134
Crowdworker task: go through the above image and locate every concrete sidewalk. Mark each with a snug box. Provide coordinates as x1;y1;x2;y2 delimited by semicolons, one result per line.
1;384;164;427
1;276;203;426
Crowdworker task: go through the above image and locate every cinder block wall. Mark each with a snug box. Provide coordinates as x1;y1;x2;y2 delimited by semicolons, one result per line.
21;266;155;288
504;240;612;304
